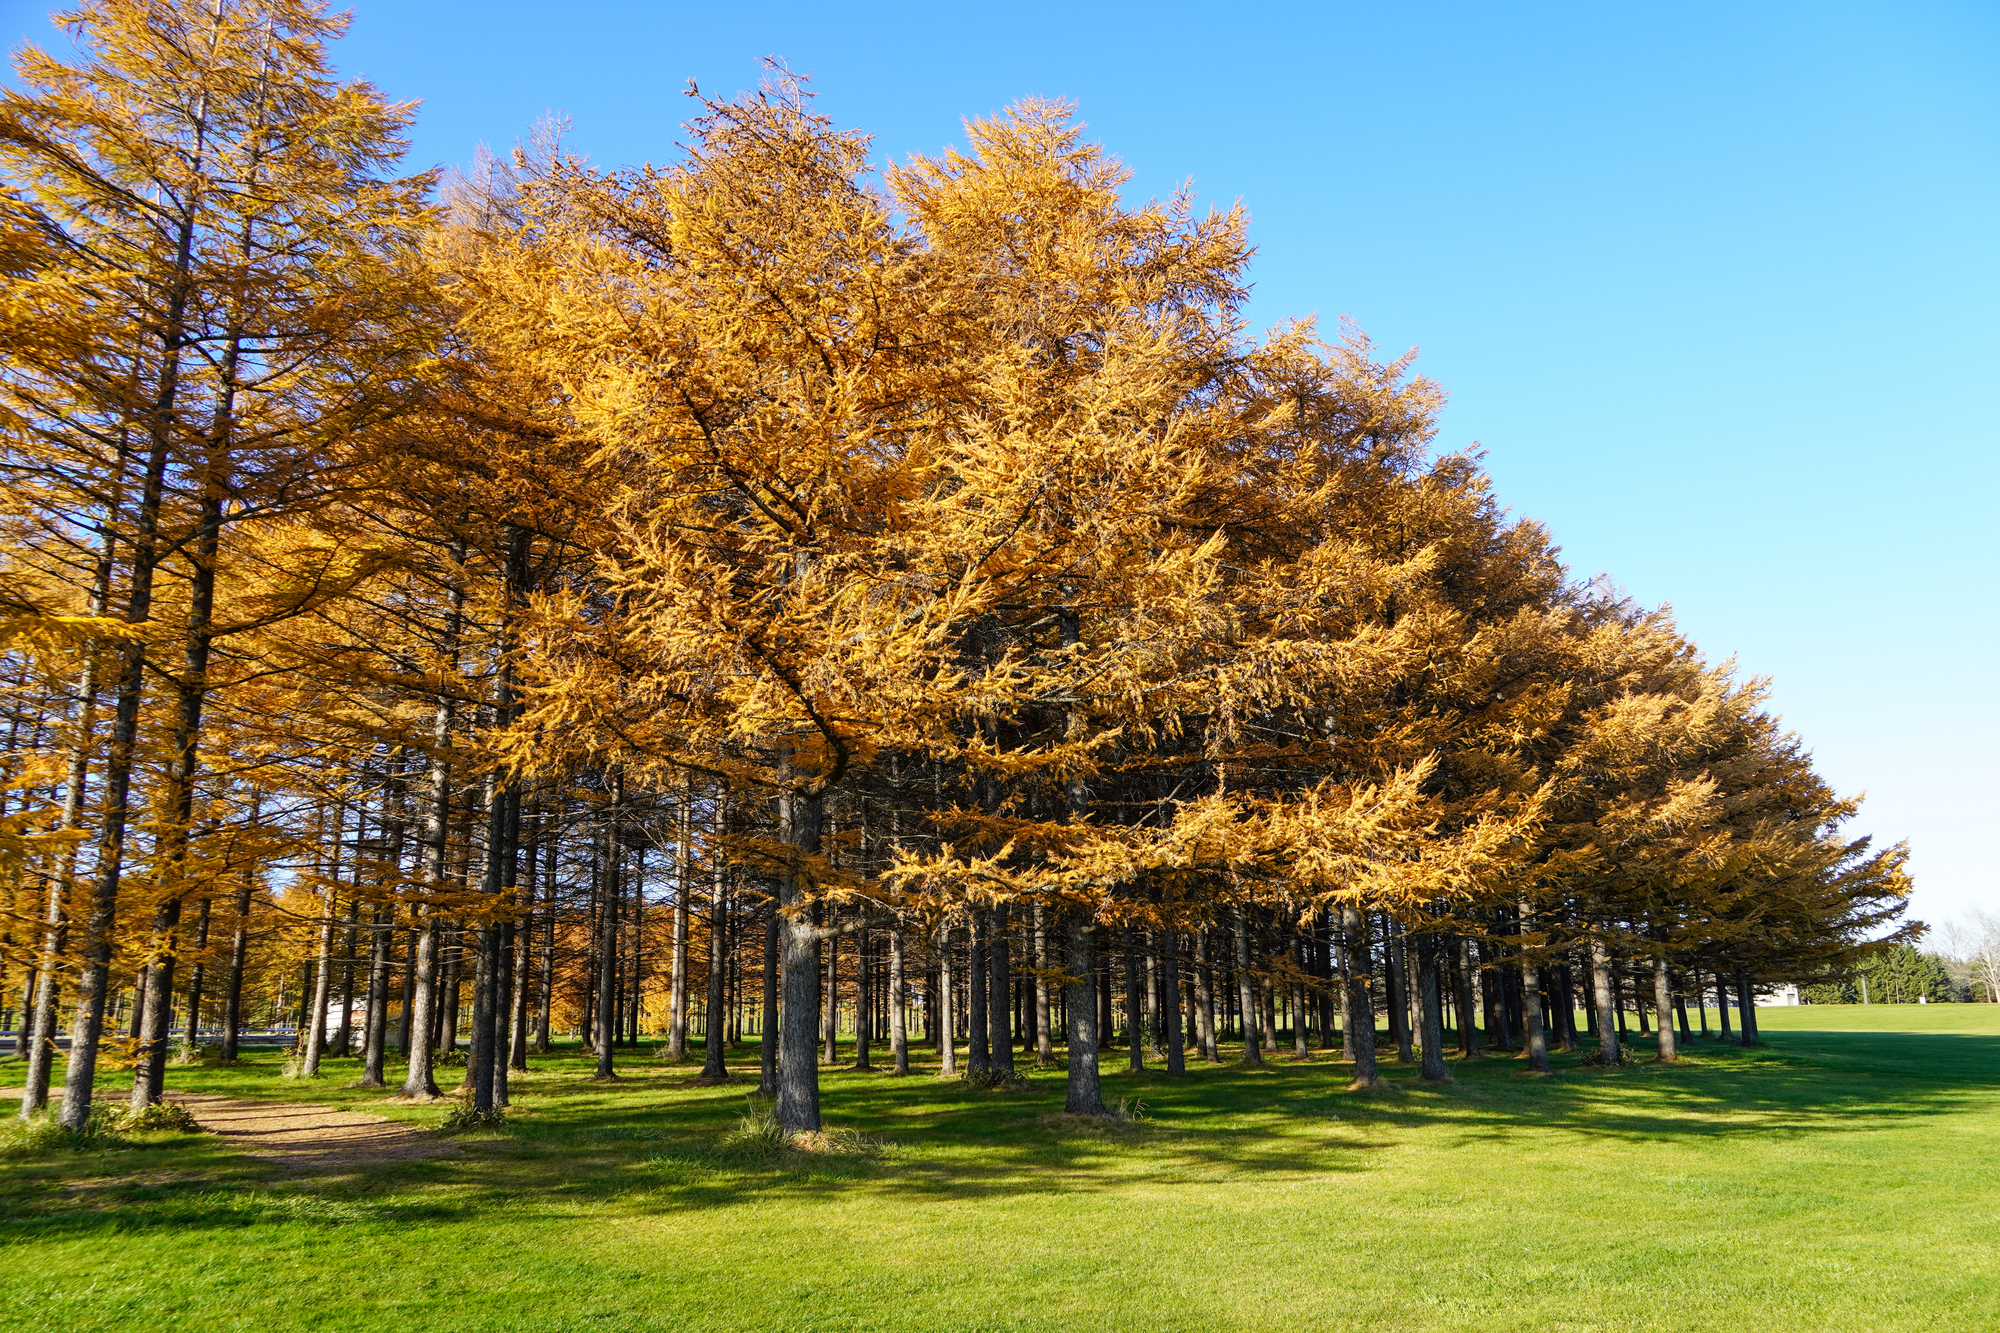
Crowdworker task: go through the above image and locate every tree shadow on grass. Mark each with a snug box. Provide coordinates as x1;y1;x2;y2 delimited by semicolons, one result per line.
5;1026;1995;1240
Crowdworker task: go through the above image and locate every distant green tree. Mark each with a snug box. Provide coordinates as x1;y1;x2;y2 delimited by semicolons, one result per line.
1804;944;1960;1004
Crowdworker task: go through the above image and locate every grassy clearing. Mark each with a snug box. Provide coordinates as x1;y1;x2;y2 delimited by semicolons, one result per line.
3;1005;1995;1332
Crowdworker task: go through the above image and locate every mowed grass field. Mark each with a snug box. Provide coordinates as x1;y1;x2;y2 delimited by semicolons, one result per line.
3;1004;1995;1333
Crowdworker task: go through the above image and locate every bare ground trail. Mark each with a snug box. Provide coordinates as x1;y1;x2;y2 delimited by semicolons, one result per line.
3;1085;459;1173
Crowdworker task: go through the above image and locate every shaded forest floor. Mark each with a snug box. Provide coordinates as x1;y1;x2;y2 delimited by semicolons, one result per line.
3;1005;1996;1332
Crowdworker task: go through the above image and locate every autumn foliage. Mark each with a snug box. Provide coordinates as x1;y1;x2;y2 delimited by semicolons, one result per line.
0;3;1912;1134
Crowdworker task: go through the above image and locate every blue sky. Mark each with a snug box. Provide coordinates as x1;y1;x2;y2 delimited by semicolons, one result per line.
8;1;1994;929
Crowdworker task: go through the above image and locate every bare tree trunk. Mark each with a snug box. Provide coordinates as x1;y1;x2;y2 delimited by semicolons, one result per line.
888;927;909;1075
759;906;779;1094
775;787;825;1133
1162;927;1185;1074
594;790;622;1081
1063;914;1105;1114
853;930;873;1071
1736;966;1759;1046
179;896;211;1053
219;871;253;1064
360;906;392;1086
1653;943;1679;1062
1032;905;1054;1067
936;920;957;1075
1518;904;1552;1074
1589;938;1621;1066
822;932;840;1066
1414;931;1449;1082
1341;906;1383;1088
670;789;690;1060
700;846;729;1081
1234;910;1262;1066
967;911;989;1076
988;905;1015;1076
1192;930;1218;1062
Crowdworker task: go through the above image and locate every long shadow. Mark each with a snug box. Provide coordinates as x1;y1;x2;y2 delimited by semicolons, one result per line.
5;1024;1995;1240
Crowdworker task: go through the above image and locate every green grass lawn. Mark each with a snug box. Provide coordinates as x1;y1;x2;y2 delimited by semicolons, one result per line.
4;1004;1996;1332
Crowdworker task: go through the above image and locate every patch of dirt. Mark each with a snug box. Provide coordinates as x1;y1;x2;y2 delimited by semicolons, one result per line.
167;1091;459;1174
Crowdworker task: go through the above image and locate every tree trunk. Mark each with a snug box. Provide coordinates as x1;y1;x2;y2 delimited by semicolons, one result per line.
670;797;691;1059
967;911;989;1076
853;930;874;1071
1452;937;1481;1059
1519;957;1552;1073
179;896;211;1054
701;849;729;1080
1589;938;1621;1067
1233;910;1262;1066
219;875;253;1065
594;803;622;1080
760;907;780;1094
1736;967;1759;1045
1517;903;1551;1073
1341;906;1383;1088
1192;930;1218;1062
775;787;825;1133
1653;946;1678;1062
822;932;840;1065
361;906;392;1086
1162;927;1185;1074
1033;904;1054;1067
1063;914;1106;1114
1123;925;1144;1071
1384;915;1414;1064
936;921;957;1074
1414;931;1449;1082
888;926;909;1075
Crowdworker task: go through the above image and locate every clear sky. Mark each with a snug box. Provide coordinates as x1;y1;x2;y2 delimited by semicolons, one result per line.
7;1;1995;930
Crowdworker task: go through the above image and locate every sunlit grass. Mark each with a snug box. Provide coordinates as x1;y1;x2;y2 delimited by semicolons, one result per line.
3;1004;1995;1332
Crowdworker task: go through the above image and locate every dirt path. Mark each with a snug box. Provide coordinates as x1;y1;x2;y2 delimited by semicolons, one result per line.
168;1092;460;1173
1;1085;459;1173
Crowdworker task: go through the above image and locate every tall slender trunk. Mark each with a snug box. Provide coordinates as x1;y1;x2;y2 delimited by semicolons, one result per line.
1032;905;1054;1067
179;897;212;1051
759;906;779;1094
1063;914;1105;1114
1653;939;1678;1062
967;910;989;1076
359;906;392;1086
1290;938;1309;1060
1192;930;1217;1062
821;932;840;1065
853;930;873;1071
1518;903;1551;1073
1121;925;1143;1071
509;800;537;1072
1589;938;1621;1066
888;927;909;1075
1414;931;1449;1081
21;493;122;1118
1233;910;1262;1066
936;921;957;1075
988;905;1015;1076
1162;927;1185;1074
1735;967;1759;1045
670;786;691;1059
400;547;462;1099
775;786;825;1132
58;107;214;1132
593;784;623;1080
1385;915;1414;1063
219;870;253;1064
1451;937;1480;1059
1341;906;1383;1088
701;843;730;1080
